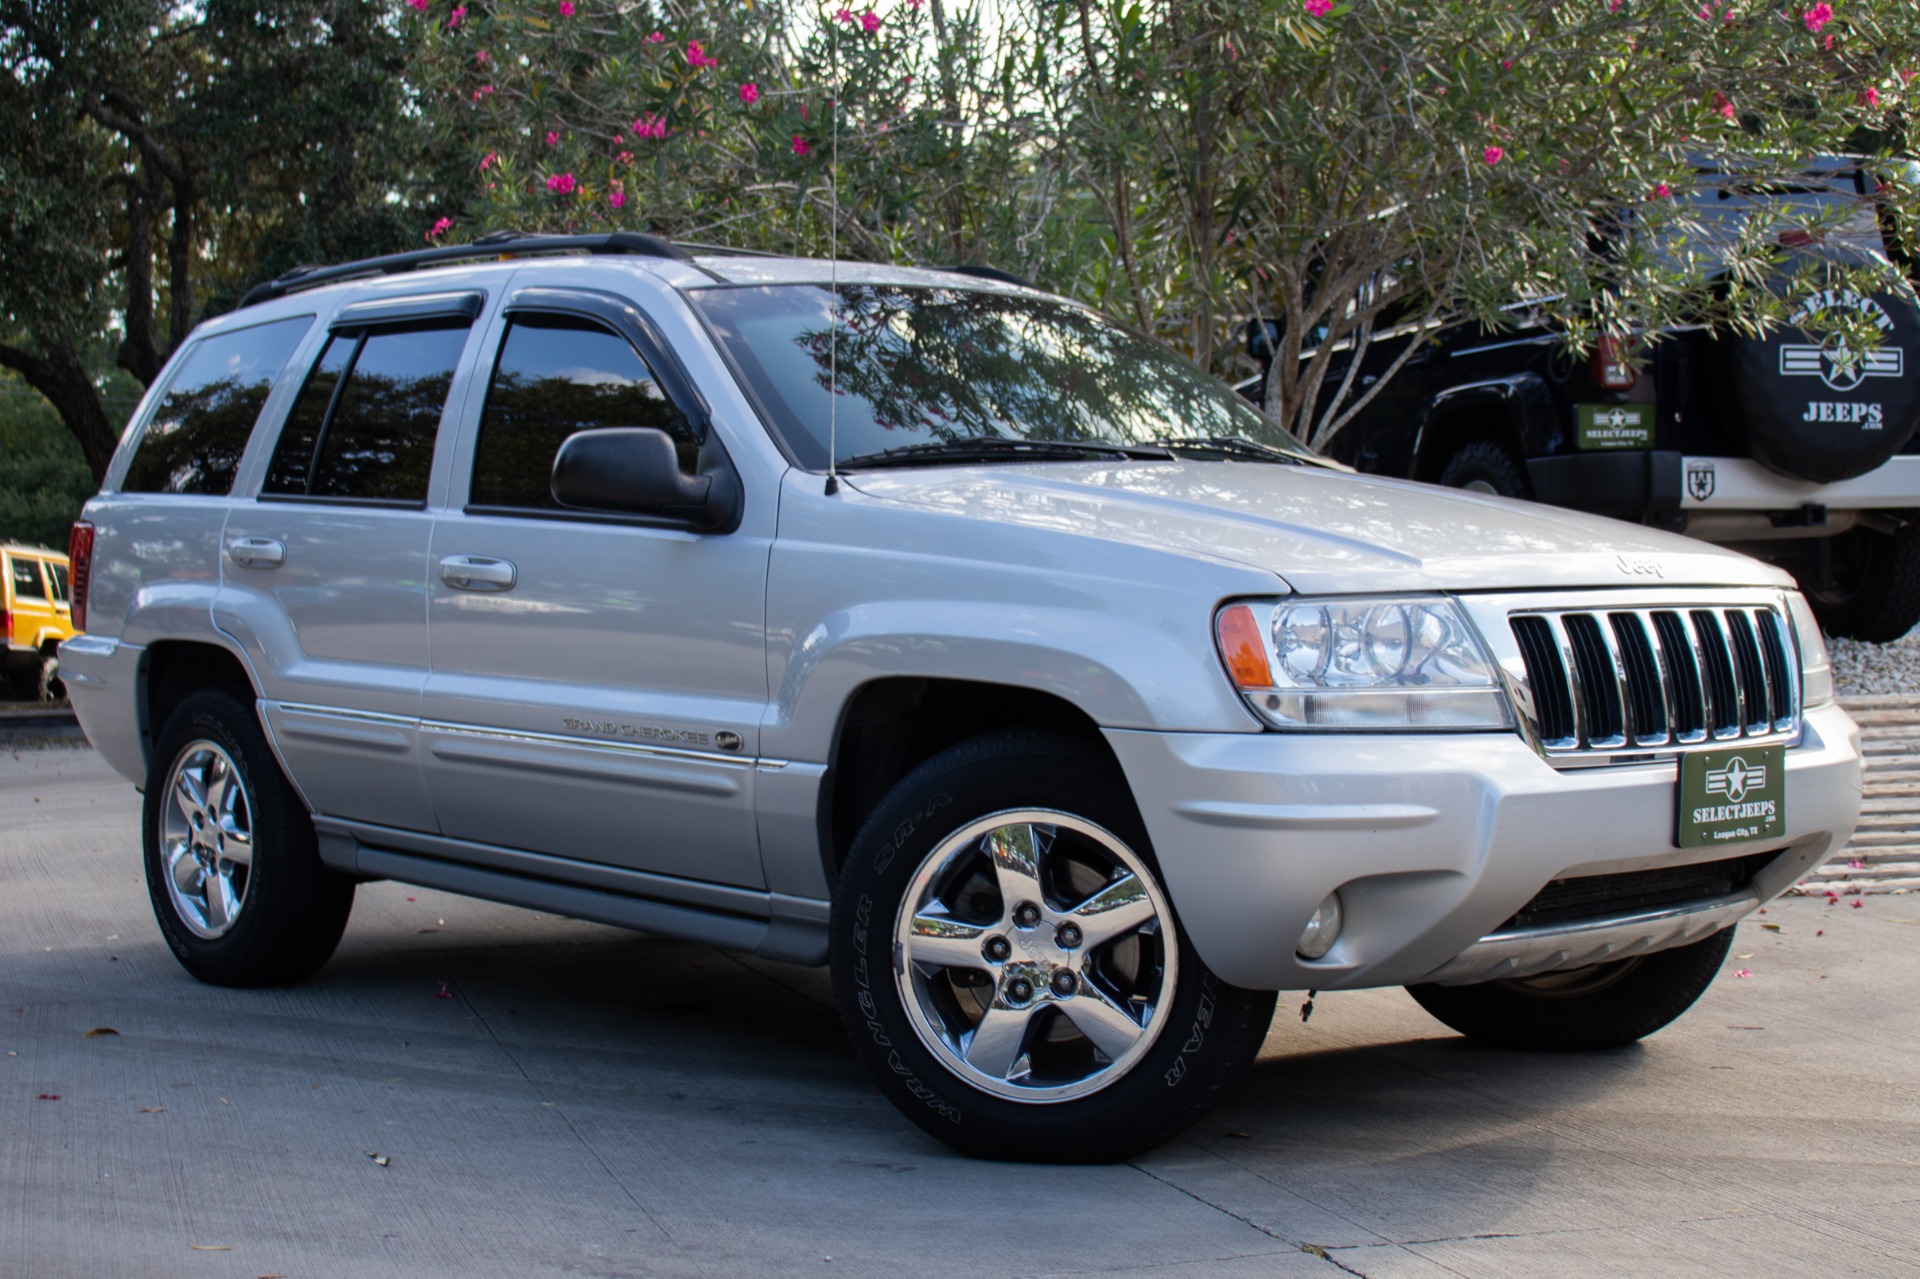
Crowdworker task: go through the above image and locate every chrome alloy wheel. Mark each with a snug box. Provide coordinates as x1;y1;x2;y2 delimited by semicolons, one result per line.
160;740;255;939
892;809;1178;1104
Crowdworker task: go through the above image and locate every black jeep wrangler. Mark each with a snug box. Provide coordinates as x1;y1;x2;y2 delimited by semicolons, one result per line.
1246;161;1920;642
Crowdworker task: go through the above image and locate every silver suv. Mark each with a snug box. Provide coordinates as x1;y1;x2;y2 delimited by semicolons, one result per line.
61;234;1862;1162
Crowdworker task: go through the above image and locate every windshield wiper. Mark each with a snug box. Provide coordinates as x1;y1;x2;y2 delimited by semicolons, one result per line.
1146;435;1307;464
837;437;1169;469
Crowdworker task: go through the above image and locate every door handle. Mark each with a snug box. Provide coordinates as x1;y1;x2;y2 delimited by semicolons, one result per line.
439;555;517;592
227;537;286;569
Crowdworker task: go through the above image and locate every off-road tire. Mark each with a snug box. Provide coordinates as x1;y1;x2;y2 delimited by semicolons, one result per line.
1439;441;1530;499
829;730;1277;1163
1804;517;1920;643
1405;925;1736;1050
143;688;355;986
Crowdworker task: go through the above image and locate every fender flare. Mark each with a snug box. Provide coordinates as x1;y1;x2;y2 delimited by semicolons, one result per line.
1413;373;1560;477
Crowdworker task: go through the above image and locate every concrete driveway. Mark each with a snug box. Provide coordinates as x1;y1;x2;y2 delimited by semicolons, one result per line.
3;744;1917;1278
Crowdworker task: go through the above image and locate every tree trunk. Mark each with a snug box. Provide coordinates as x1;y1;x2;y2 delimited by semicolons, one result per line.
0;339;120;483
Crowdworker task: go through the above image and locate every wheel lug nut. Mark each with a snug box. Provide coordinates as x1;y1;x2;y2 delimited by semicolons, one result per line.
983;936;1011;962
1051;971;1077;997
1056;923;1082;949
1007;978;1034;1003
1013;902;1041;928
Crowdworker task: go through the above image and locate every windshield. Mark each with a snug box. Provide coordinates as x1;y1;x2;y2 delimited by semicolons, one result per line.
690;283;1318;470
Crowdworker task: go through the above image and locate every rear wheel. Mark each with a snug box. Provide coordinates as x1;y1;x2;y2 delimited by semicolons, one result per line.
1405;926;1735;1050
830;731;1276;1162
1802;517;1920;643
1438;440;1530;498
143;688;355;986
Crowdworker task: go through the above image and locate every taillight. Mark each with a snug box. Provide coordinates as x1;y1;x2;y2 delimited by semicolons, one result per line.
1590;335;1637;391
68;521;95;633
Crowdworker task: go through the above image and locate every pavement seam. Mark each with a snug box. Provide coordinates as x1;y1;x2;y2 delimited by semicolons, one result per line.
1124;1159;1379;1277
440;971;685;1252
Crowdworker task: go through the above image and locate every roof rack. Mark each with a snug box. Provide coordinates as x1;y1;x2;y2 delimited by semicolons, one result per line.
940;264;1034;289
237;231;696;308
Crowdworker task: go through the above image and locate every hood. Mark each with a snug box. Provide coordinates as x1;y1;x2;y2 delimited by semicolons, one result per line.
843;460;1790;594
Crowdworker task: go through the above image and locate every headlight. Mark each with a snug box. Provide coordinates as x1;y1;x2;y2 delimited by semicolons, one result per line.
1784;591;1834;708
1216;596;1515;731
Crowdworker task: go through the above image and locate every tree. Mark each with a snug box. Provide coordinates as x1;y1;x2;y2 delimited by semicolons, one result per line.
0;0;458;481
1059;0;1920;450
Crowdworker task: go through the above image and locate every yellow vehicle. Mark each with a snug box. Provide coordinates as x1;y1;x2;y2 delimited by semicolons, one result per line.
3;543;77;701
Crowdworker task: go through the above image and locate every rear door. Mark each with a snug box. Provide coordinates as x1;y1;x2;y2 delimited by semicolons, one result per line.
420;285;770;889
217;292;485;833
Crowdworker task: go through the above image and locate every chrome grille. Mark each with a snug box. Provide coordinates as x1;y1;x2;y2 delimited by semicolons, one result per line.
1509;606;1799;755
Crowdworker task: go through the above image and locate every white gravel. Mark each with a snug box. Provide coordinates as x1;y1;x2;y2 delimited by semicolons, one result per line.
1829;629;1920;698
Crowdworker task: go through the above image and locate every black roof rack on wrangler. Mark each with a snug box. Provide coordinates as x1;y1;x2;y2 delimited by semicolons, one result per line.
237;231;697;308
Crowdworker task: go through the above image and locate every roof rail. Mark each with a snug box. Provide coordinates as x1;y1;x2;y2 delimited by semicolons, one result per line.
940;264;1034;289
237;231;696;308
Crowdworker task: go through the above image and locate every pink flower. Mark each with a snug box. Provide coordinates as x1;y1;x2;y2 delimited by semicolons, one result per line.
1733;969;1752;978
479;150;497;171
908;0;923;8
739;82;760;105
471;84;493;102
616;150;634;163
1803;2;1832;32
860;9;880;30
1305;0;1333;14
685;40;718;68
448;5;467;25
546;172;577;195
1711;90;1735;118
834;7;854;22
791;134;812;155
406;0;427;11
1861;86;1882;106
558;0;575;15
1501;59;1512;68
1483;145;1504;165
546;130;560;146
1852;899;1865;908
632;113;667;139
646;29;666;43
608;183;626;209
424;217;454;242
475;48;490;64
1653;182;1672;197
1608;0;1622;10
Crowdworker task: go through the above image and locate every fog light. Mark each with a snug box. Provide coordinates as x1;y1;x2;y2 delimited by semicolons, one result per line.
1296;892;1343;960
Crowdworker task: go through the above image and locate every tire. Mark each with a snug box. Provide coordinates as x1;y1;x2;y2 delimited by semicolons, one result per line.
143;688;355;987
1405;925;1736;1051
829;730;1277;1163
1439;440;1530;498
1803;517;1920;643
35;648;62;702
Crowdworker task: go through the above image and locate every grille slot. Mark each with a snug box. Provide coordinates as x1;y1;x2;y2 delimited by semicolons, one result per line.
1501;852;1779;932
1510;605;1798;757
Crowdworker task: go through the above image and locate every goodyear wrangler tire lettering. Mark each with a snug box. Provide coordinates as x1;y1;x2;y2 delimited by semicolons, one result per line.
827;730;1275;1163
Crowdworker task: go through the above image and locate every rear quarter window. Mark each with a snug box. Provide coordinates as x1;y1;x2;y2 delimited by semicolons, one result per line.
121;316;313;496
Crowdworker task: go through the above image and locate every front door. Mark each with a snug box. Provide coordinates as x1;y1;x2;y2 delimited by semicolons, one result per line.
421;294;770;889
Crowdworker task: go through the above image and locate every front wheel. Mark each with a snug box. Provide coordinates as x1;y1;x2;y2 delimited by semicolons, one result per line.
830;731;1276;1163
1405;926;1736;1051
143;688;356;987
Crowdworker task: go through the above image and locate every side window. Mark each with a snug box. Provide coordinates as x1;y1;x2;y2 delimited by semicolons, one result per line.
10;556;45;601
470;314;694;511
45;562;68;603
122;316;312;496
263;322;469;504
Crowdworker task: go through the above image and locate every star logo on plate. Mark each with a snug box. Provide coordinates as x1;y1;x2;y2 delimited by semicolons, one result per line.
1705;755;1765;803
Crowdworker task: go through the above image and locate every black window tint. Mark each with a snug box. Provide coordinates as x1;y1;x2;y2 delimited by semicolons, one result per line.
9;556;44;600
471;315;691;510
308;324;468;503
122;316;312;495
263;335;356;495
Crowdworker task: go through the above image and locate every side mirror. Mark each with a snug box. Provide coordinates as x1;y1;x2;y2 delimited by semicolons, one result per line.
551;427;738;532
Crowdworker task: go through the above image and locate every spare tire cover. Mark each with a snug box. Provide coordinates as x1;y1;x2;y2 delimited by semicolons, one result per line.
1723;272;1920;482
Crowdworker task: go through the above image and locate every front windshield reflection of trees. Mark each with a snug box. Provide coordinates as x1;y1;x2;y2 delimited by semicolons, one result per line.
695;285;1311;469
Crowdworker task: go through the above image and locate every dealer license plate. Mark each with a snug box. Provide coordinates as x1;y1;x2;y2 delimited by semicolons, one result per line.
1677;744;1785;849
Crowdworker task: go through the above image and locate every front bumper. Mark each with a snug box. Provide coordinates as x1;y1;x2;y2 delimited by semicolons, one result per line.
1105;700;1862;992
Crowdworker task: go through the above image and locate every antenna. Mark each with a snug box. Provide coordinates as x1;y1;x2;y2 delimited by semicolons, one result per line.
824;16;842;497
